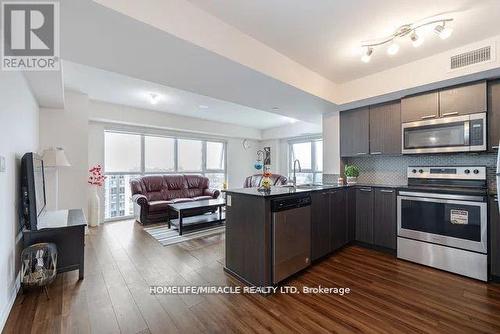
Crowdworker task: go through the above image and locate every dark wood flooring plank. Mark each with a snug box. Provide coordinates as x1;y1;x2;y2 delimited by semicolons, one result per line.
4;220;500;334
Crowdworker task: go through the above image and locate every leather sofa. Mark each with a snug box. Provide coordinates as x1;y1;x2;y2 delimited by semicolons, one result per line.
243;174;288;188
130;174;220;225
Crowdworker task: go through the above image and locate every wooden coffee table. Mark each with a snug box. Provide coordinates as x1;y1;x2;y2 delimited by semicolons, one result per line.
168;198;226;235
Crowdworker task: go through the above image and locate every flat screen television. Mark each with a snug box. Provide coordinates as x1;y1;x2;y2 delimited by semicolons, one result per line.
21;152;46;230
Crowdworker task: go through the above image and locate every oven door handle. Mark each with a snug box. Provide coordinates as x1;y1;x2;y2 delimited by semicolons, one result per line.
398;191;485;202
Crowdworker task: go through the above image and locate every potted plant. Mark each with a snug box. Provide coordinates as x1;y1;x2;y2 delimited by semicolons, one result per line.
344;164;359;185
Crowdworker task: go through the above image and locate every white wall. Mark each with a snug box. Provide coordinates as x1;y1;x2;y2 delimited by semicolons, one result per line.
322;112;341;175
226;138;258;188
39;92;89;217
0;73;39;331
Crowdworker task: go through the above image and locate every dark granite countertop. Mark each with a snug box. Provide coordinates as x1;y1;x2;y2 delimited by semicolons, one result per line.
223;183;405;198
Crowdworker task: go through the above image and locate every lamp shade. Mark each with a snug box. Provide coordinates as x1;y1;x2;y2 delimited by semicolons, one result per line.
42;147;71;167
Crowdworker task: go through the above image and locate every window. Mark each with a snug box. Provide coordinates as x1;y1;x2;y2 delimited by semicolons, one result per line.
145;136;175;172
206;141;225;170
104;131;227;221
178;139;202;171
105;132;141;172
289;138;323;184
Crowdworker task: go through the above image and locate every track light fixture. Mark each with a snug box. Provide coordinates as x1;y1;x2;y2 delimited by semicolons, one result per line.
359;17;453;62
434;23;453;40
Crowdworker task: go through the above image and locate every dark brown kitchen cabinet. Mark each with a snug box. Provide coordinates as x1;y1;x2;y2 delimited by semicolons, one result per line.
346;187;356;242
489;80;500;152
311;191;331;260
401;92;439;123
439;81;486;117
490;195;500;279
369;101;401;155
373;188;397;250
330;189;348;251
340;107;370;157
355;187;373;244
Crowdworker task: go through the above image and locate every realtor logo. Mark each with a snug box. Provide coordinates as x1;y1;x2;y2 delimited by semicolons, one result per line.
1;1;59;71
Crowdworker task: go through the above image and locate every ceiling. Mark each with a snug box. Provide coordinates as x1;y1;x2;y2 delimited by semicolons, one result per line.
57;0;335;126
63;61;298;129
188;0;500;83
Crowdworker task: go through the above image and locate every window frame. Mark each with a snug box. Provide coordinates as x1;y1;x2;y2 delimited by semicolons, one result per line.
103;130;227;222
288;137;323;184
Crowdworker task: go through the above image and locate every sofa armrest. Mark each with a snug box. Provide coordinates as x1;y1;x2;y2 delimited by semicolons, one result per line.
204;188;220;199
132;194;148;206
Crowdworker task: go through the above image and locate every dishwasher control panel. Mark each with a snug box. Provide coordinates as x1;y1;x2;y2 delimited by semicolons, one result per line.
271;194;311;212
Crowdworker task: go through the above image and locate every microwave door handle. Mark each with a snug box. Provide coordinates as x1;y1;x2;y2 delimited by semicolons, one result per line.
464;121;470;146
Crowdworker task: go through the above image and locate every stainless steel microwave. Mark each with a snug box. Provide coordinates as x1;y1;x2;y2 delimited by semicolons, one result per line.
402;113;486;154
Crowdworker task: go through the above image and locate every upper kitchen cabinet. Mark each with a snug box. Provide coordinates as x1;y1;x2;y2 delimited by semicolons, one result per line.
340;107;370;157
488;80;500;151
401;91;439;123
439;81;487;117
369;101;401;155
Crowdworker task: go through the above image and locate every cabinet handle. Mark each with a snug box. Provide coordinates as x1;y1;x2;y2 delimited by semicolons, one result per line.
442;112;459;117
370;152;382;155
379;189;394;193
421;115;437;120
359;188;372;192
492;146;499;149
356;152;367;155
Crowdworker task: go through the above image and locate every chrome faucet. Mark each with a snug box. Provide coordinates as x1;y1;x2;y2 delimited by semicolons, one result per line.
292;159;302;186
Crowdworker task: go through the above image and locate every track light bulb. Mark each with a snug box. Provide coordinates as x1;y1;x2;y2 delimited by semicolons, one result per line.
434;24;453;39
387;42;399;56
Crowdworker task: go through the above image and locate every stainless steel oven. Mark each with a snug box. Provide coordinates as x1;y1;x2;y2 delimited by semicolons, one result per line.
398;191;487;253
397;166;488;281
402;113;486;154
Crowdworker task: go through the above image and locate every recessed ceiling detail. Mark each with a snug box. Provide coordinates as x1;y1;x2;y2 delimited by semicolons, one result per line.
360;17;454;63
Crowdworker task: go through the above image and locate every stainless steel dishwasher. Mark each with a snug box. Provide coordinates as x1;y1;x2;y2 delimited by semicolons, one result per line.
272;194;311;284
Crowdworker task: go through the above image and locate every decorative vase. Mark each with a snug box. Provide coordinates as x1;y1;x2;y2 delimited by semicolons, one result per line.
346;176;357;185
89;186;101;227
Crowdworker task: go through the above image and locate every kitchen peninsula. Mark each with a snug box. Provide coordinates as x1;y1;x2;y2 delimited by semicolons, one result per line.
224;184;400;286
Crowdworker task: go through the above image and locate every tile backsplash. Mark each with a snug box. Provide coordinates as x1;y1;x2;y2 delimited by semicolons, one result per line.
326;152;498;192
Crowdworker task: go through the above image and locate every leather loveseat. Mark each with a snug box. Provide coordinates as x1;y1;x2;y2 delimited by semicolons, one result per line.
243;174;288;188
130;174;220;225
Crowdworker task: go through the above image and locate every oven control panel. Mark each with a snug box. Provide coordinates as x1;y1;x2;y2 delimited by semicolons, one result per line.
407;166;486;180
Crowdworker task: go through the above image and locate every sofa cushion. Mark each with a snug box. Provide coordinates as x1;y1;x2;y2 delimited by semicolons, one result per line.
192;196;212;201
164;175;187;190
184;188;204;198
148;200;173;212
172;198;194;204
185;175;209;189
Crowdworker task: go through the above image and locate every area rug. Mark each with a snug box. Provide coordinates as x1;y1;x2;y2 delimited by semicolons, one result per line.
143;224;225;246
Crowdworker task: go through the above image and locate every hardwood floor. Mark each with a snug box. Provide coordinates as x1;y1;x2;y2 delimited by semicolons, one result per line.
4;219;500;334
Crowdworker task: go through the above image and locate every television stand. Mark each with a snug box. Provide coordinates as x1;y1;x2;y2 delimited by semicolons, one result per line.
23;209;87;280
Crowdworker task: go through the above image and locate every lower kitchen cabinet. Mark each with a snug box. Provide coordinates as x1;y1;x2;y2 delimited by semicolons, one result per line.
330;189;348;251
355;187;374;244
311;190;331;260
490;195;500;278
373;188;397;250
346;187;356;241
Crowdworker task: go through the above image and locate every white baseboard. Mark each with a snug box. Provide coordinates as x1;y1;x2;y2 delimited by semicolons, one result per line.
0;271;21;332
